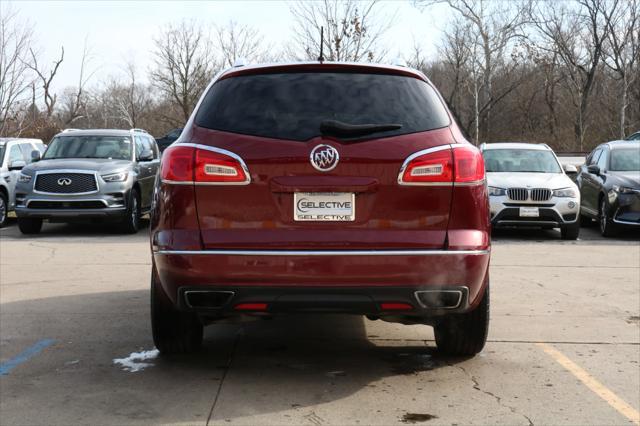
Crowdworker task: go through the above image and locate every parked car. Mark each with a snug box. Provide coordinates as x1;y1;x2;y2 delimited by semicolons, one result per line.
0;138;46;227
155;128;183;152
577;140;640;236
480;142;580;240
150;62;491;356
15;129;160;234
626;131;640;141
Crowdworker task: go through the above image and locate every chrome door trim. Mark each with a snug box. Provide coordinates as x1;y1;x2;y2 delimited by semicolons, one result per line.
153;248;490;256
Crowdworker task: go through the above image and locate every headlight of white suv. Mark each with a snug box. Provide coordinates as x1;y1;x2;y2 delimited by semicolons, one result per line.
488;186;506;196
18;173;32;183
553;188;577;198
101;171;128;182
612;185;635;194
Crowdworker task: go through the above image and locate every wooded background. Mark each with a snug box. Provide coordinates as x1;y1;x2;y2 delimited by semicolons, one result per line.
1;0;638;151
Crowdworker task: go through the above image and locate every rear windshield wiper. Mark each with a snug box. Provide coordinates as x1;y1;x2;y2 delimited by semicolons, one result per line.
320;120;402;138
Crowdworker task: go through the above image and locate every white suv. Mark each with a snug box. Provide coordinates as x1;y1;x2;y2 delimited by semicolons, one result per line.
0;138;46;227
480;142;580;240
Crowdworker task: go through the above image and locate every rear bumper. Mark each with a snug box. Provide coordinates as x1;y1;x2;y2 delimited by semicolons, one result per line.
152;249;490;317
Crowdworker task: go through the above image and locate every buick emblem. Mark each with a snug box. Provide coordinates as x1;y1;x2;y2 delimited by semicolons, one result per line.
310;145;339;172
57;177;72;186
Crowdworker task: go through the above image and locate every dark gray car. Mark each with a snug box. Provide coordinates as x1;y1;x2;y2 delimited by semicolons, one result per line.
15;129;160;234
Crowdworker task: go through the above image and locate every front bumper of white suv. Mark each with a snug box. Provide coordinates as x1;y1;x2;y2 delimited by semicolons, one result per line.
489;186;580;228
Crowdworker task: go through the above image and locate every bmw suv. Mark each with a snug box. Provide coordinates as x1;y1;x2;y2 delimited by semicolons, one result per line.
150;62;491;356
15;129;159;234
481;143;581;240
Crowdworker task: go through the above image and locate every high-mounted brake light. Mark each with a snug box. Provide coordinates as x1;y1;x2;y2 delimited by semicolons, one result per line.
161;144;250;185
398;144;484;186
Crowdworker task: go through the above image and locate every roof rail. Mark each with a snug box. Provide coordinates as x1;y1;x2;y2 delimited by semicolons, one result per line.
540;143;551;149
62;128;79;133
130;128;149;134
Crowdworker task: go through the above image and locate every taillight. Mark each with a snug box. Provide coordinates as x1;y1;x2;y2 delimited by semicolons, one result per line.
161;144;250;185
398;144;484;186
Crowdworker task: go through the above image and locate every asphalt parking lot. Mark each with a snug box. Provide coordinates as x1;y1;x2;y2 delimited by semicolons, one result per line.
1;219;639;425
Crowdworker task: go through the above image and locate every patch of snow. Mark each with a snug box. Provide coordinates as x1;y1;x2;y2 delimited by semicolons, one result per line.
113;349;159;372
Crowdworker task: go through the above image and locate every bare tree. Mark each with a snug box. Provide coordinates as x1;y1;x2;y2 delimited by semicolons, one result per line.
151;20;214;124
416;0;531;141
26;46;64;118
0;6;34;136
110;60;151;128
289;0;395;62
603;0;639;138
530;0;620;150
60;39;95;126
216;21;269;67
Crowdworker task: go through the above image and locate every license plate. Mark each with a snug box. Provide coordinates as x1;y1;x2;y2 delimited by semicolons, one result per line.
294;192;355;221
519;207;539;217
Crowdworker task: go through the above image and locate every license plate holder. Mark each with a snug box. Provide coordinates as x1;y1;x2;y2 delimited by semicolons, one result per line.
294;192;355;221
519;207;540;218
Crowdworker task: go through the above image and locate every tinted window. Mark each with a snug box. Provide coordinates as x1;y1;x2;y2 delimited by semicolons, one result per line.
596;149;608;170
134;136;145;159
610;148;640;171
483;149;562;173
195;72;450;141
44;136;132;160
588;149;602;166
143;136;158;159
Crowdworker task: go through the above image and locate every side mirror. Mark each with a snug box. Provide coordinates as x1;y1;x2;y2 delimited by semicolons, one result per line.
563;164;577;174
587;164;600;175
31;150;41;162
8;160;26;171
138;149;154;162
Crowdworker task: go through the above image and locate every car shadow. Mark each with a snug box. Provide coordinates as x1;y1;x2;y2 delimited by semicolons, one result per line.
1;217;150;238
492;226;640;243
0;289;473;425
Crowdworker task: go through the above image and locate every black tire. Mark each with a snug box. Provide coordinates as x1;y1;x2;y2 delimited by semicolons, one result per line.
0;192;7;228
120;188;140;234
599;198;616;237
17;218;43;234
151;267;203;354
561;221;580;240
434;284;489;356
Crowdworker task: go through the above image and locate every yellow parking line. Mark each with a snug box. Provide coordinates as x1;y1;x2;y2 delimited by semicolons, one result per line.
537;342;640;424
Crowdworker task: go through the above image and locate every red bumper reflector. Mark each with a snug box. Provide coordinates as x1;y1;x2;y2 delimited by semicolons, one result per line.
234;303;268;311
380;302;414;311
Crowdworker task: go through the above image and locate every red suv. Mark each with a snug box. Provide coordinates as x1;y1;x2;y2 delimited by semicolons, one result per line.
150;63;490;356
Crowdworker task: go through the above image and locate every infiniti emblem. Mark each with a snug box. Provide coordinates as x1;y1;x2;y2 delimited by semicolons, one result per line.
310;145;339;172
57;177;72;186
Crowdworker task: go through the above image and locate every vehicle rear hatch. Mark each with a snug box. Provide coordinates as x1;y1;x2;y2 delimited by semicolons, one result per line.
188;66;456;250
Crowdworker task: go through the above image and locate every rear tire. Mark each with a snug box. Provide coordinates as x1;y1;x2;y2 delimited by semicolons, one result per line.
18;218;43;234
599;198;616;237
561;221;580;240
434;284;489;356
151;267;203;354
0;192;7;228
120;188;140;234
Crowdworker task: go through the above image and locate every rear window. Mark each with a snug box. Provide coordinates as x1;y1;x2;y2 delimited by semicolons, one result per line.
195;72;450;141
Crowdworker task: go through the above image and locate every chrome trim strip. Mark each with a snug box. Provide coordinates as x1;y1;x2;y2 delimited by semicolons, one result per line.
414;289;464;309
34;169;100;195
153;249;490;256
454;179;486;187
162;143;251;186
25;198;110;208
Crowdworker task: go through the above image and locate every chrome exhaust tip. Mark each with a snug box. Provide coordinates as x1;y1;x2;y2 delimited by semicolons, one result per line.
414;290;463;309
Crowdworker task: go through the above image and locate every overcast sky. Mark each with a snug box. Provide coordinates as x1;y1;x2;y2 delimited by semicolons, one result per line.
10;1;451;93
